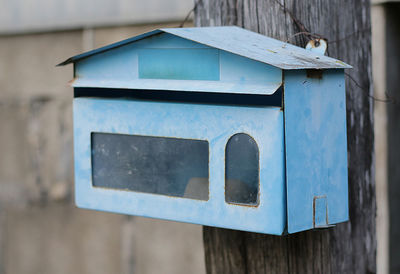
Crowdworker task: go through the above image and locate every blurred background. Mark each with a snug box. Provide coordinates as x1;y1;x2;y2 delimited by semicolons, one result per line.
0;1;205;274
0;0;399;273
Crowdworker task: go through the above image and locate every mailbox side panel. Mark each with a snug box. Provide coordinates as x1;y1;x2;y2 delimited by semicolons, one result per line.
284;69;348;233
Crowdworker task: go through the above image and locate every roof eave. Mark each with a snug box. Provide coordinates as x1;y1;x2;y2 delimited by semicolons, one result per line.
56;29;163;66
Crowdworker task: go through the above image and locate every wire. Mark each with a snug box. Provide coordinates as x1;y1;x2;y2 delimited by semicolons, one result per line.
345;72;396;104
328;28;372;44
183;0;395;105
178;0;200;28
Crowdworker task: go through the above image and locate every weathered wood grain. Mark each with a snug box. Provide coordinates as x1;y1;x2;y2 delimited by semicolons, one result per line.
195;0;376;273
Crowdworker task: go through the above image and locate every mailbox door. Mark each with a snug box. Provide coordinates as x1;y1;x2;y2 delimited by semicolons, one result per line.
74;96;286;235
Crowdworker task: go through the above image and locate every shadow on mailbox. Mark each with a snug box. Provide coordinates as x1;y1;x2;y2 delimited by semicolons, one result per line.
59;26;351;235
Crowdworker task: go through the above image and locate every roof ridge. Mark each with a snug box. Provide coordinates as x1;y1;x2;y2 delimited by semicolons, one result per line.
57;27;351;69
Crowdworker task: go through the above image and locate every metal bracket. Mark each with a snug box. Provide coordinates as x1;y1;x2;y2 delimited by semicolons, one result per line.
305;39;328;56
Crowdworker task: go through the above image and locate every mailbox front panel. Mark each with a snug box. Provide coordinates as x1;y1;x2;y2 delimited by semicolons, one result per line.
74;97;286;235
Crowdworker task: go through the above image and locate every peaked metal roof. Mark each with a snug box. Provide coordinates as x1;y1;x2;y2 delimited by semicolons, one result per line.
58;26;351;69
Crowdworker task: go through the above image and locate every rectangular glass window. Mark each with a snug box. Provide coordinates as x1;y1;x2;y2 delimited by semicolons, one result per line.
91;133;209;200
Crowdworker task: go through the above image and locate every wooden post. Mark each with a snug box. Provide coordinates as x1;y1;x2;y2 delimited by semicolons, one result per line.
385;4;400;272
195;1;376;273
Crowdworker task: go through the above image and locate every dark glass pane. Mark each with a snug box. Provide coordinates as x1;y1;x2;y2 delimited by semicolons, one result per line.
225;133;259;205
91;133;209;200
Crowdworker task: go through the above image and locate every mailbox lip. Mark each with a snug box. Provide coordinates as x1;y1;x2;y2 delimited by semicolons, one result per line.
69;79;283;95
58;26;351;69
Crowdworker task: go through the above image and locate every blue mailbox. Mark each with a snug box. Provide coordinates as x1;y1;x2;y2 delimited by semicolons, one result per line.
59;26;350;235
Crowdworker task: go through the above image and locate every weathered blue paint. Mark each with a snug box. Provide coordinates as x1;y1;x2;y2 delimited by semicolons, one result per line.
59;26;350;235
74;98;286;235
73;33;282;95
284;69;349;233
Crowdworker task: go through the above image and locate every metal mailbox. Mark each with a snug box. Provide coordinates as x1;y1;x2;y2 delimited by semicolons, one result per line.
59;26;350;235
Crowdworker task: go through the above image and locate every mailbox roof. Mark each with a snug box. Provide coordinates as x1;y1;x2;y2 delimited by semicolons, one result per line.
58;26;351;69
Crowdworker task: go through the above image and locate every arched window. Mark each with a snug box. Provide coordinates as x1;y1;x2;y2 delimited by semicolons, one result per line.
225;133;259;205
